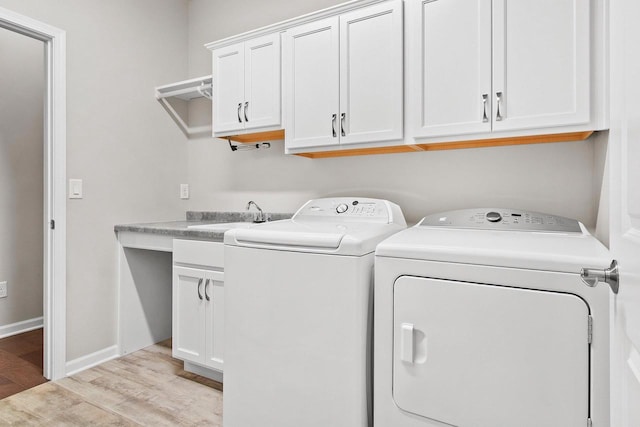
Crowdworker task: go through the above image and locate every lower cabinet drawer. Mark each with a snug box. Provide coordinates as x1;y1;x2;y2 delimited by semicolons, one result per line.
173;239;223;268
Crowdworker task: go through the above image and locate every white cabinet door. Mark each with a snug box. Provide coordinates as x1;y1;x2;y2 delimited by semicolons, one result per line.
244;33;281;131
283;17;340;150
339;0;403;144
408;0;492;138
172;266;206;364
213;42;245;134
205;270;224;370
491;0;590;131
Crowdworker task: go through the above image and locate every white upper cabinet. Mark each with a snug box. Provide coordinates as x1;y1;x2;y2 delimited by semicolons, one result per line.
408;0;492;137
283;17;340;150
491;0;589;131
339;2;404;145
213;43;244;134
284;0;403;151
244;35;281;130
212;33;281;136
409;0;592;139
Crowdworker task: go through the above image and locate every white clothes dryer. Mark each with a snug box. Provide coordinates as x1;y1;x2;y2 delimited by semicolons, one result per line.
374;209;612;427
224;197;406;427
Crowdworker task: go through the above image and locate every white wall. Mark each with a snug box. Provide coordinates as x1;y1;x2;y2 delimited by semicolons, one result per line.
0;0;606;365
187;0;601;227
0;0;190;360
0;28;44;327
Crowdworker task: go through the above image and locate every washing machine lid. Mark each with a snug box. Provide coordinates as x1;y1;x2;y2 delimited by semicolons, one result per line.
376;208;611;273
225;197;407;255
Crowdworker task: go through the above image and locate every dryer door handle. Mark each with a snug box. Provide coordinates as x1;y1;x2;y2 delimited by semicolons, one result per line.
400;323;414;364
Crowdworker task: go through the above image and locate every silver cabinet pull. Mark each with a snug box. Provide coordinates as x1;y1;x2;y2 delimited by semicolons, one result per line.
482;94;489;123
244;101;249;122
204;279;211;301
332;114;337;137
495;92;503;121
197;278;203;300
340;113;346;137
581;260;619;294
237;103;243;123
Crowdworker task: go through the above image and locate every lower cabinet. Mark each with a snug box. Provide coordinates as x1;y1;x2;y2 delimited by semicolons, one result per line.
172;240;224;375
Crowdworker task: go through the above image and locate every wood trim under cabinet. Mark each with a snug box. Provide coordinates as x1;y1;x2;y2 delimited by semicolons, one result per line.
294;131;594;159
223;129;285;143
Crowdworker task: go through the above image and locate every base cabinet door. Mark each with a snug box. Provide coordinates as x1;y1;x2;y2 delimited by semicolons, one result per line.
205;271;225;370
172;266;206;364
173;266;225;371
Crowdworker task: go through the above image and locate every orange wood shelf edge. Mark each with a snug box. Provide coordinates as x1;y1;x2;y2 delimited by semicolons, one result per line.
223;130;594;158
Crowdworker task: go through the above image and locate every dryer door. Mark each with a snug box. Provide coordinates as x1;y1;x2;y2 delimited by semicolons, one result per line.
393;276;589;427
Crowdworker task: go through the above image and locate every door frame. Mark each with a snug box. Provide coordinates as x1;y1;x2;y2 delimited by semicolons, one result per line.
0;7;66;380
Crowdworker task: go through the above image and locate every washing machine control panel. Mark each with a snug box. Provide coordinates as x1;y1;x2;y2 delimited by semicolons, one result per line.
294;197;404;224
420;209;582;233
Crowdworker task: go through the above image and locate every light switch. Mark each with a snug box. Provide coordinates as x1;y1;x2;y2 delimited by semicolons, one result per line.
180;184;189;200
69;179;83;199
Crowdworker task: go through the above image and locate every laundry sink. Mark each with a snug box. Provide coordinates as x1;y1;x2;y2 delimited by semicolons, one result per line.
187;222;255;231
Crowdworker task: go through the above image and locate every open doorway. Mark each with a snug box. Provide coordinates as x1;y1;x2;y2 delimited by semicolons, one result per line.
0;25;47;399
0;7;66;383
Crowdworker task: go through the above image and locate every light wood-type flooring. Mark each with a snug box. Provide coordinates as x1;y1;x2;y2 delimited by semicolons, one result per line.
0;329;48;399
0;339;224;426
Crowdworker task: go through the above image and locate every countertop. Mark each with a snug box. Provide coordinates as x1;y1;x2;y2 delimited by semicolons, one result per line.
114;211;293;241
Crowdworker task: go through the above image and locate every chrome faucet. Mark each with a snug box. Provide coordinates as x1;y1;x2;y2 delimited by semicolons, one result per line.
246;200;267;223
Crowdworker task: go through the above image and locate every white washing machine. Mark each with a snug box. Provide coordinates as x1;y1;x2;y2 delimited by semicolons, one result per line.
374;208;612;427
224;197;406;427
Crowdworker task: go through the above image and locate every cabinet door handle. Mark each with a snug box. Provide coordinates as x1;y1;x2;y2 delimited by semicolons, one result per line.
244;101;249;122
332;114;337;137
204;279;211;301
482;94;489;123
237;103;243;123
197;278;203;300
340;113;346;137
495;92;503;121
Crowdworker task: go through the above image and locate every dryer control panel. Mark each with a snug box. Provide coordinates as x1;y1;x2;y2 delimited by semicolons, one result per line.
419;208;582;233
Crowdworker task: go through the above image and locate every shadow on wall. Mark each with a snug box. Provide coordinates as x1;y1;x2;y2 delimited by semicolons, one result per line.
187;136;600;227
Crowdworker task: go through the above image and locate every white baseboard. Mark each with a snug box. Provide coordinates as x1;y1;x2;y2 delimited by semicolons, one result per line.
0;317;43;339
65;345;119;377
184;361;224;383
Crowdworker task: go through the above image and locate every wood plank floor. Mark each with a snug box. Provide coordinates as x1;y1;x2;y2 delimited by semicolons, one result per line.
0;340;224;426
0;329;47;400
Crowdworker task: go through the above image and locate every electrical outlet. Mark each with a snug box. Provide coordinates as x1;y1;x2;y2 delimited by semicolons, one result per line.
180;184;189;200
0;281;7;298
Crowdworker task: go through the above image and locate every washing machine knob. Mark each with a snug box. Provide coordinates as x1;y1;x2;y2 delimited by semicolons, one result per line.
486;211;502;222
336;203;349;214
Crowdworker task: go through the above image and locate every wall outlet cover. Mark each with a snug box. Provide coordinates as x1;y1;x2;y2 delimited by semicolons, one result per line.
0;281;7;298
180;184;189;200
